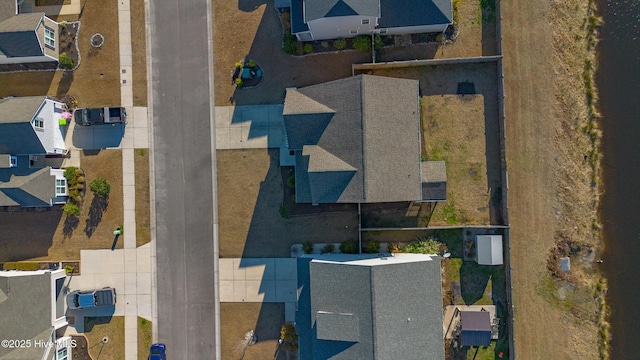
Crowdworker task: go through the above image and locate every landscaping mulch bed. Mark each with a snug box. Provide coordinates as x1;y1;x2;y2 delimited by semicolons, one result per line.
58;21;80;69
71;335;91;360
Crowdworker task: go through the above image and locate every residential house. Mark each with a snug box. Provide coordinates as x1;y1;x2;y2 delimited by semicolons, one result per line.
0;269;73;360
0;96;69;207
296;253;445;360
282;74;446;204
0;0;59;64
290;0;453;41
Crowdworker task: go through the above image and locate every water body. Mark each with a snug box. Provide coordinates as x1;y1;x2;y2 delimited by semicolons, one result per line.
596;0;640;357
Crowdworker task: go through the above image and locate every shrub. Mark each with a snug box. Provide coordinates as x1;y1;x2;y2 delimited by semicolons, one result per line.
279;205;290;219
76;176;85;184
287;175;296;188
303;43;313;54
59;52;75;69
280;323;298;352
283;35;298;54
302;241;314;254
323;244;335;254
64;265;74;274
436;33;444;42
235;61;243;68
73;195;83;204
63;166;77;180
374;34;382;49
403;237;442;254
89;177;110;197
321;41;329;48
68;188;80;199
63;203;80;216
75;168;84;177
333;38;347;50
235;78;244;86
363;239;380;254
15;262;39;271
247;59;257;67
339;240;359;254
3;262;16;270
352;35;371;52
74;183;84;191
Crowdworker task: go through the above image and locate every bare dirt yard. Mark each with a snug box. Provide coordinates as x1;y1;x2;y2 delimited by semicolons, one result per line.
220;303;284;360
217;149;359;258
359;62;503;227
503;0;604;357
0;0;120;107
0;150;124;262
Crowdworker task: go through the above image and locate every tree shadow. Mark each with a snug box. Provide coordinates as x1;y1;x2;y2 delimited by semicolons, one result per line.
460;261;492;304
84;196;108;238
63;214;79;238
57;70;74;96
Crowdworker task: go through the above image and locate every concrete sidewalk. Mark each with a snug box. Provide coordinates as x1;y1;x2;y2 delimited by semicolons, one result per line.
215;105;285;150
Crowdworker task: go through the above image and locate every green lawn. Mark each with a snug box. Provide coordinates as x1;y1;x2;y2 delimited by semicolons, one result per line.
138;317;152;360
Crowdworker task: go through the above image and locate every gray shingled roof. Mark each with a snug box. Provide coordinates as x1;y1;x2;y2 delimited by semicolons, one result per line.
0;96;45;123
0;166;55;206
283;75;422;204
0;13;45;57
305;0;379;22
0;97;47;155
378;0;452;28
421;161;447;201
297;254;445;360
0;272;56;359
460;311;492;346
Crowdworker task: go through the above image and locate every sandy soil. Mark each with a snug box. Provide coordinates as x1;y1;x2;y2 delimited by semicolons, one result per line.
503;0;603;357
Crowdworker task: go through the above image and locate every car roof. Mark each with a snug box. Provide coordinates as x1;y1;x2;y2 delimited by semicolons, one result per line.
78;293;94;307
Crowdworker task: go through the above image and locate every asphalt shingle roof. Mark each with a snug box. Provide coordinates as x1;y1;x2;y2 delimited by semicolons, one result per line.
421;160;447;201
378;0;452;28
0;13;45;57
284;75;422;204
0;166;55;206
460;311;492;346
305;0;379;22
297;254;445;360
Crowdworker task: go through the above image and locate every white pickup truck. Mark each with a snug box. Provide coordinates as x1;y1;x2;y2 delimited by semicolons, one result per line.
74;107;126;126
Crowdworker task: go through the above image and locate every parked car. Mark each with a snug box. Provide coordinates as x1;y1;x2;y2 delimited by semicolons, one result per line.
67;287;116;309
149;343;166;360
74;107;126;125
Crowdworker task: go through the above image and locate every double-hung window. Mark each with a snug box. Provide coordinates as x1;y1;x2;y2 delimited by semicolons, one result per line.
44;26;55;49
56;178;67;196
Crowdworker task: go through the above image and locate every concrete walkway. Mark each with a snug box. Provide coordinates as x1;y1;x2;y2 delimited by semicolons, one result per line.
219;258;297;322
215;105;285;150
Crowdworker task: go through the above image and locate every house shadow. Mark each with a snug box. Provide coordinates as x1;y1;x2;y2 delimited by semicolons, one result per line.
56;70;74;96
459;261;493;305
0;206;61;261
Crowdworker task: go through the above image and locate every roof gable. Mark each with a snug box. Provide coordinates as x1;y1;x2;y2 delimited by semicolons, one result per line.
305;0;379;22
0;13;45;57
0;167;54;206
378;0;452;28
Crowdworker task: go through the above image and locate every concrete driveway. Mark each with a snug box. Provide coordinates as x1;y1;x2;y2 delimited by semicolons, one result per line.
71;123;126;149
215;105;284;150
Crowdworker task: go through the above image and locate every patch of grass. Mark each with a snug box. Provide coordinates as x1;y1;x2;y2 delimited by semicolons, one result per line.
442;201;459;224
84;316;125;360
138;317;152;360
135;149;151;247
131;0;147;106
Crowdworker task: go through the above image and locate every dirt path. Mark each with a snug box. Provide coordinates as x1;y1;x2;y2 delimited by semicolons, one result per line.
503;0;600;358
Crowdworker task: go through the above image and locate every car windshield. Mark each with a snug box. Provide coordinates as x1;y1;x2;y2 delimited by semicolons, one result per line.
150;349;162;354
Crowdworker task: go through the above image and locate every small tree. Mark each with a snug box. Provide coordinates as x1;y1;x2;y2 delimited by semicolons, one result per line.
302;241;314;254
63;203;80;216
89;177;110;197
339;240;359;254
352;36;371;52
333;38;347;50
59;52;75;69
363;239;380;254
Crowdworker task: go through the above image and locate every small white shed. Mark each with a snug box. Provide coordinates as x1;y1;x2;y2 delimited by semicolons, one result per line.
476;235;504;265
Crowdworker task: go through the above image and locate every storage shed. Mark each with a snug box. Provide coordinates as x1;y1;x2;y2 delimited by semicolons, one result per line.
476;235;503;265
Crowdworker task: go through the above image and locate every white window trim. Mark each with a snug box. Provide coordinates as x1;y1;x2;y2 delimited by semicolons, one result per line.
55;178;67;196
361;19;370;25
379;29;388;34
349;29;358;34
33;117;44;130
10;156;17;168
56;347;68;360
44;26;55;49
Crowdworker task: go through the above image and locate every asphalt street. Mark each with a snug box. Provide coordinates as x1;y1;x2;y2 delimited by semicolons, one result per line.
148;0;220;358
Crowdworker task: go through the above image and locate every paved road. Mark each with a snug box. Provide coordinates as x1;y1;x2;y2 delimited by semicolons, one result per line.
148;0;220;358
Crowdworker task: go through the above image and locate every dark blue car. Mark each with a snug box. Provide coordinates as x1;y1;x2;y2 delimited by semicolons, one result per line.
148;343;166;360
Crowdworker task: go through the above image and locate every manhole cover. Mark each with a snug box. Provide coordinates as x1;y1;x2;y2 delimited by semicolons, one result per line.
91;33;104;48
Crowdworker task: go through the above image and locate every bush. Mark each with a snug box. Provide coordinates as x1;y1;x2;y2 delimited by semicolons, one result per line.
76;176;85;184
374;34;382;49
235;78;243;86
283;35;298;54
74;183;84;191
63;203;80;216
303;43;313;54
64;265;74;275
302;241;314;254
321;41;329;48
73;195;83;204
279;205;290;219
75;168;84;177
339;240;359;254
15;262;39;271
403;237;442;254
235;61;243;68
323;244;335;254
333;38;347;50
68;188;80;199
352;36;371;52
363;239;380;254
63;166;77;180
287;175;296;188
280;323;298;352
59;52;75;69
247;59;257;67
3;262;16;270
89;177;110;197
